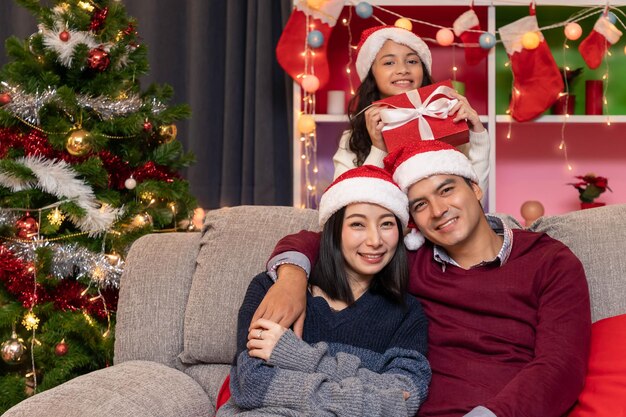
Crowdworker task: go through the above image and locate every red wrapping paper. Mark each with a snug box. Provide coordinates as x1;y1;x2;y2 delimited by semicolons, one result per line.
374;80;469;153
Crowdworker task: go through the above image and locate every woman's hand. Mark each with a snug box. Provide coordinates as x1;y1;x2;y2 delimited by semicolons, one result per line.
448;91;485;133
247;318;287;362
364;105;388;152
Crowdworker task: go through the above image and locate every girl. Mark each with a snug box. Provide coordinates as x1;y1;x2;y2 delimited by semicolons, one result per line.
334;25;490;196
218;166;431;416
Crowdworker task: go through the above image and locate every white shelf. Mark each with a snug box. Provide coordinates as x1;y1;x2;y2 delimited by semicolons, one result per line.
368;0;626;5
313;114;349;122
496;115;626;123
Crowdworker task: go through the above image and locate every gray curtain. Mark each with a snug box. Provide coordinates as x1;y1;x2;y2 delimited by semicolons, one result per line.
0;0;293;208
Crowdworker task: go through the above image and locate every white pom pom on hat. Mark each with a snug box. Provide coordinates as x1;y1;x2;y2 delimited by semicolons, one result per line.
318;165;409;228
356;25;432;81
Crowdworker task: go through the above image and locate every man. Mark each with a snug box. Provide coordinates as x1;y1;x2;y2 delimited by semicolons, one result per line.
255;140;591;417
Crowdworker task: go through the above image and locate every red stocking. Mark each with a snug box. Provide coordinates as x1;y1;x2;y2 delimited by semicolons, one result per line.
499;14;563;122
453;9;489;66
579;16;622;70
275;0;344;89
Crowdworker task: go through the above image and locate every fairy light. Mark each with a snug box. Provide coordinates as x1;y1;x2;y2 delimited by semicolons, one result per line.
345;5;355;96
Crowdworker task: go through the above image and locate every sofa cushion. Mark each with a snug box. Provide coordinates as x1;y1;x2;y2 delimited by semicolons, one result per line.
115;232;201;368
529;204;626;322
567;313;626;417
3;361;212;417
179;205;319;365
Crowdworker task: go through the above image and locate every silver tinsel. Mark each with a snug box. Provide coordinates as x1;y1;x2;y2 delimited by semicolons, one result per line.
1;82;165;123
5;240;123;288
76;93;142;120
0;210;20;228
1;81;55;125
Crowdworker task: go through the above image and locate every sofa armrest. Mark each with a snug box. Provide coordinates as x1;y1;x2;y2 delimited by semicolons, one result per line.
115;232;201;367
3;361;213;417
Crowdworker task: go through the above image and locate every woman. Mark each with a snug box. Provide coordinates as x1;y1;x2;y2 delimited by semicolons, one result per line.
218;165;430;416
334;25;489;197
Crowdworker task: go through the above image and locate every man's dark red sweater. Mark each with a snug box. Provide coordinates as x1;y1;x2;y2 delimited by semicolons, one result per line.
269;228;591;417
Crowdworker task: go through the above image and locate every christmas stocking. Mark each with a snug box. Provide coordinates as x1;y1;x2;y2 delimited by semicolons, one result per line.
499;14;563;122
579;16;622;70
276;0;344;89
453;8;489;65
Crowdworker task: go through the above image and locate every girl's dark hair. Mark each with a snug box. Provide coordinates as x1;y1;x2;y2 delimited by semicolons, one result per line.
309;206;409;306
347;62;433;166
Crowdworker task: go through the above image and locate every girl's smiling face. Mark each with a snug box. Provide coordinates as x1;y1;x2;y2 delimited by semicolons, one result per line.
371;40;424;98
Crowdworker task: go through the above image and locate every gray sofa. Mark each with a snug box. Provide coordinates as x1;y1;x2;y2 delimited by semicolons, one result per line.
5;204;626;417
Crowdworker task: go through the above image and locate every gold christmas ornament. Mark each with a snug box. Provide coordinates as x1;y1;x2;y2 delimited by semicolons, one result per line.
131;213;153;228
158;124;178;144
66;129;92;156
1;331;26;365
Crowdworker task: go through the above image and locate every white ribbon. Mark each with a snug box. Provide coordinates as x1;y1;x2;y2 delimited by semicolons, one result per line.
379;86;459;141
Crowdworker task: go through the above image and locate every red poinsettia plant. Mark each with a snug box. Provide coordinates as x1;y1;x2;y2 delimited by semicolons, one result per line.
569;173;612;203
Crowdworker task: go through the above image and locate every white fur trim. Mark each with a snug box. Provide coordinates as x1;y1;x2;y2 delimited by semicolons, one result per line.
499;15;544;55
318;177;409;227
594;16;623;45
356;27;432;81
404;229;425;250
453;9;479;37
392;149;479;193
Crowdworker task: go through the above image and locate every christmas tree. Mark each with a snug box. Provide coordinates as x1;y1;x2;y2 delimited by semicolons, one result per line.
0;0;196;411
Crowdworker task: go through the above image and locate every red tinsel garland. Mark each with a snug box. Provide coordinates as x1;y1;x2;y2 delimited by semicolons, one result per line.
89;7;108;32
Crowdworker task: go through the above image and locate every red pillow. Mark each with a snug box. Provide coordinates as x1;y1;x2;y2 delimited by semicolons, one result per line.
568;313;626;417
214;375;231;415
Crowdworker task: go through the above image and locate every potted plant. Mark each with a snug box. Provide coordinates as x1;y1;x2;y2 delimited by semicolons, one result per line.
552;67;583;115
569;173;612;209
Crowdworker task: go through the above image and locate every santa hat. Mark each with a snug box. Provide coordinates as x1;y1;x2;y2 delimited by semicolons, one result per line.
356;25;432;81
383;141;479;250
318;165;409;228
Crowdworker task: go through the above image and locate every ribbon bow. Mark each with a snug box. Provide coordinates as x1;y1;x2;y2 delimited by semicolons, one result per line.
379;86;459;141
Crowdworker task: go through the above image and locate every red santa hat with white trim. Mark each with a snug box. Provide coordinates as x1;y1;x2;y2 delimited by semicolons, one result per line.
356;25;432;81
318;165;409;228
384;140;479;250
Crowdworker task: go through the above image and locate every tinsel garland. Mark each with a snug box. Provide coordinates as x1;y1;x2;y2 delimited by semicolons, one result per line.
0;210;19;228
0;156;122;235
1;82;163;124
1;129;178;190
39;5;135;71
4;240;123;288
0;244;117;317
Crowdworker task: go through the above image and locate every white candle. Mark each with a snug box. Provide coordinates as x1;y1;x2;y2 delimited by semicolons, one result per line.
327;90;345;115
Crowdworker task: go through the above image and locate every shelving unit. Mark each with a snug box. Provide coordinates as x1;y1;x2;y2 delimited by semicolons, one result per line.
292;0;626;217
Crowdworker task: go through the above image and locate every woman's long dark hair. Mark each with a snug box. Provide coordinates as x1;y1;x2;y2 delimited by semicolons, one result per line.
347;62;433;166
309;206;409;306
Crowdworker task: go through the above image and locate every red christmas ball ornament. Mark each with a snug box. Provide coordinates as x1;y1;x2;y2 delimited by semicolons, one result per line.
59;30;70;42
54;340;69;356
0;92;11;106
15;214;39;239
143;120;153;132
87;47;110;71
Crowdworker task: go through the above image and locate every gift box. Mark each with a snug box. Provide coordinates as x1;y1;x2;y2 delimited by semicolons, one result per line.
374;80;469;153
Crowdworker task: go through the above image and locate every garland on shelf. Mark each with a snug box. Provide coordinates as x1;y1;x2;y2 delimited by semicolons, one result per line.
0;156;122;235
